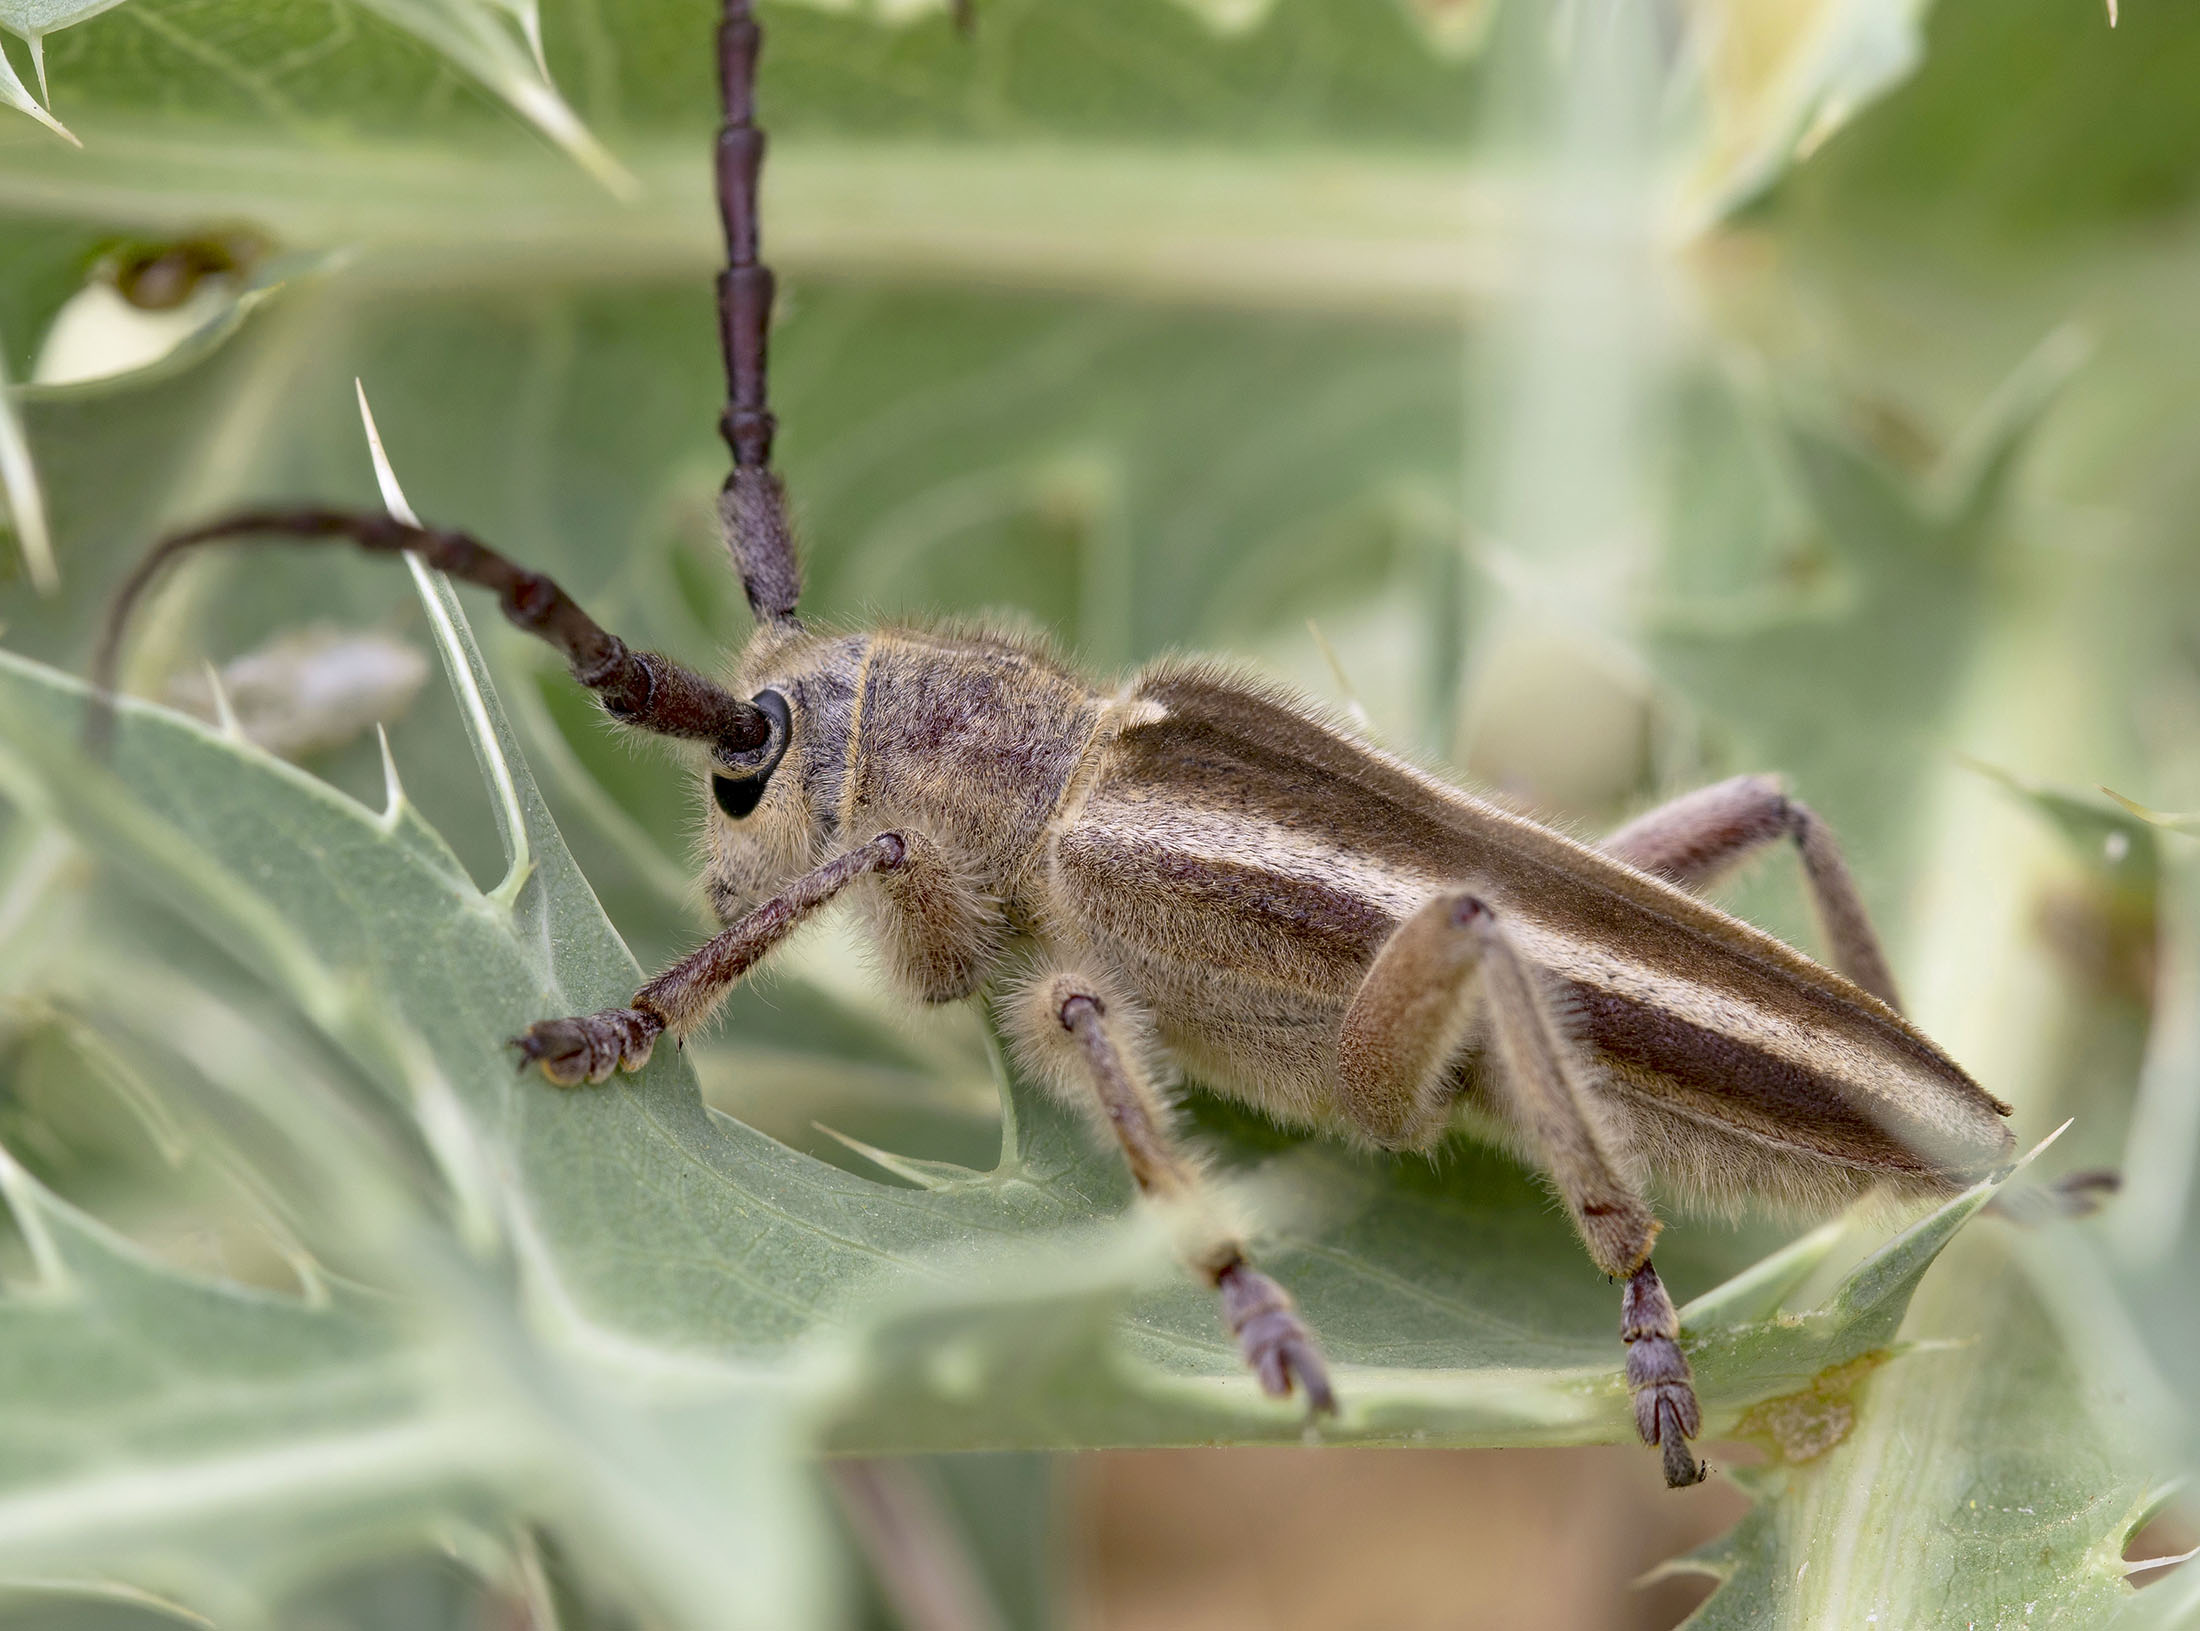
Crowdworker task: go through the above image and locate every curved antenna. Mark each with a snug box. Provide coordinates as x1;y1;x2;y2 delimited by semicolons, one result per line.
714;0;802;627
90;3;813;749
87;509;773;757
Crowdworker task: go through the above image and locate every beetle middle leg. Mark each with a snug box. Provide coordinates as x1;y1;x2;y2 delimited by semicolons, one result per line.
1337;890;1705;1486
1010;969;1337;1415
1603;774;1902;1011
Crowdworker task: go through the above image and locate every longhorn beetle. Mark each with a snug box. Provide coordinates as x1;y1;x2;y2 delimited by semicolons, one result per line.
95;0;2019;1489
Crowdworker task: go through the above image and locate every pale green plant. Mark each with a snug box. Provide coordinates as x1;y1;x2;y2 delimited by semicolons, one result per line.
1;1;2196;1627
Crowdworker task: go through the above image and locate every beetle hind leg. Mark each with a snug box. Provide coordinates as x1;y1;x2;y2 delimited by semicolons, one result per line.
1337;888;1705;1486
1603;774;1902;1012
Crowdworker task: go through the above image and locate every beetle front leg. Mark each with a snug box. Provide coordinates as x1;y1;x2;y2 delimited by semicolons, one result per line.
513;832;909;1084
864;829;1006;1005
1011;969;1337;1416
1603;774;1902;1012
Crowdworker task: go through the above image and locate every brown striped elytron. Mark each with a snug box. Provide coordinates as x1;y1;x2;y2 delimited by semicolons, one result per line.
97;0;2017;1489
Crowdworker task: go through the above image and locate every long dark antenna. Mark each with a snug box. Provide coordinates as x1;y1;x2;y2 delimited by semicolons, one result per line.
90;3;811;750
714;0;802;627
89;509;775;758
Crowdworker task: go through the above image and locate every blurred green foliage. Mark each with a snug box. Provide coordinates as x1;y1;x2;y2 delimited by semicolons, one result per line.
1;0;2197;1626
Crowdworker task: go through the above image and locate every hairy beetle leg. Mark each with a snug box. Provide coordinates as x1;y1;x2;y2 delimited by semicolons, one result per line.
510;1006;665;1085
511;834;910;1088
1603;774;1904;1015
1016;978;1340;1417
1218;1258;1337;1417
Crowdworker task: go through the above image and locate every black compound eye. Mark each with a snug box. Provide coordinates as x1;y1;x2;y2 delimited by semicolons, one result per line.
712;770;769;820
710;687;791;822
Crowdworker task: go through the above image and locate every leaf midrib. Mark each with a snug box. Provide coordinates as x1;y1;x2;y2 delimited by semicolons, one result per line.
0;133;1504;314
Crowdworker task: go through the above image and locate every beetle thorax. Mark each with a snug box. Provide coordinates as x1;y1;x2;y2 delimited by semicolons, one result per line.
701;624;1104;927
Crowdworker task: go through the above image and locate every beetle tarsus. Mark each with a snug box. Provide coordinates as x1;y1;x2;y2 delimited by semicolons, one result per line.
1621;1260;1704;1488
510;1006;664;1085
1219;1259;1338;1417
1987;1167;2122;1225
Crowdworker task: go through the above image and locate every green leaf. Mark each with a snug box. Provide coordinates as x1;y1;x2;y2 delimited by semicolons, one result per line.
1;0;620;188
0;541;2030;1624
0;25;70;143
0;1156;471;1622
0;694;841;1631
2;0;2191;1619
1671;1228;2157;1630
0;627;1987;1441
0;488;2053;1620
